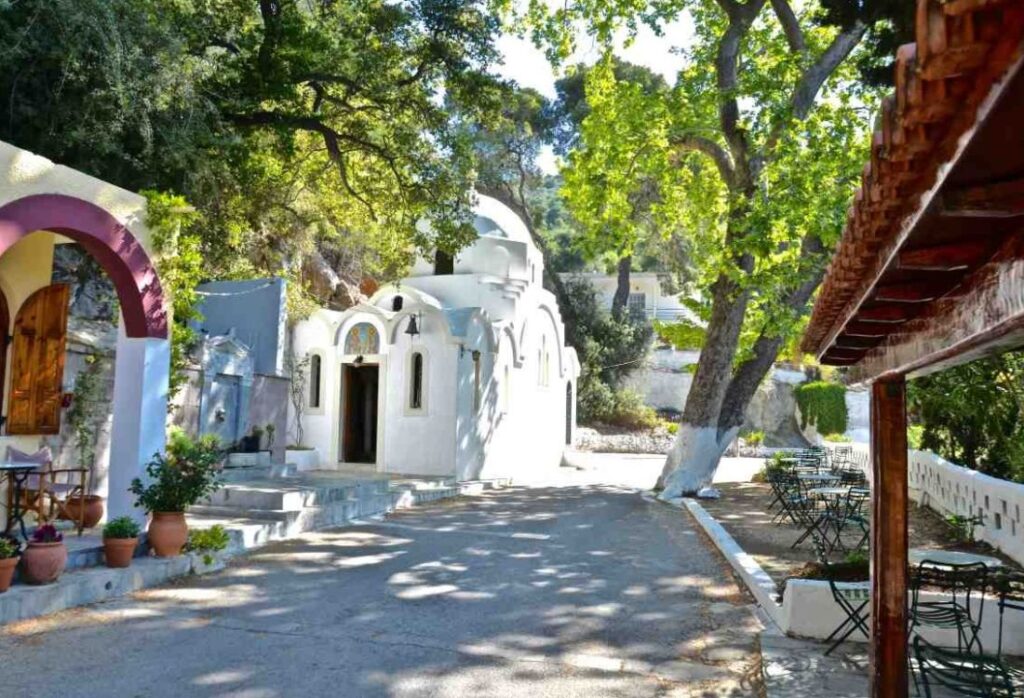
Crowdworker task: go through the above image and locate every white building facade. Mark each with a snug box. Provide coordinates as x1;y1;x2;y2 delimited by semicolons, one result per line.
291;195;580;481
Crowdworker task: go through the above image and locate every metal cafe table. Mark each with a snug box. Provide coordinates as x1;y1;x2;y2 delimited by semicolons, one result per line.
1;461;43;540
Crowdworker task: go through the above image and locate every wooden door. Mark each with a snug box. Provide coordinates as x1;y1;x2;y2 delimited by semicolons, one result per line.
7;284;69;435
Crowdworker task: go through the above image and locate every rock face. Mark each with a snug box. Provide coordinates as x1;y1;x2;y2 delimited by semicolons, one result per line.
743;376;808;448
52;243;118;322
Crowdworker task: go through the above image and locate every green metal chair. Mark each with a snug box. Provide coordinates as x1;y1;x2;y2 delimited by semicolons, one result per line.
912;636;1017;697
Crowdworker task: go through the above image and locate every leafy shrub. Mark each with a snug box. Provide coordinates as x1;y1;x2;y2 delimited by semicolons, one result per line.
823;432;851;443
31;524;63;544
0;537;20;559
794;381;848;436
742;430;764;446
665;421;680;435
907;425;924;451
946;514;984;544
186;525;231;565
130;429;223;513
103;516;141;539
589;389;660;430
561;278;652;424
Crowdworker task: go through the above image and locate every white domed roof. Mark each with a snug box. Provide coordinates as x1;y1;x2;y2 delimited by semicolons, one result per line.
472;194;533;247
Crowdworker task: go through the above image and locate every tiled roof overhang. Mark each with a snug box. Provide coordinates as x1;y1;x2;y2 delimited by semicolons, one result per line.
801;0;1024;377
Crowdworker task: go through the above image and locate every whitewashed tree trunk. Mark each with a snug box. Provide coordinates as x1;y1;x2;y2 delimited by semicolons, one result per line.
657;424;738;499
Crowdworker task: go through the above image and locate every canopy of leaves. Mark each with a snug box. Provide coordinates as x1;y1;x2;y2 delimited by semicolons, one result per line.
909;353;1024;484
0;0;507;307
545;0;879;367
794;380;847;436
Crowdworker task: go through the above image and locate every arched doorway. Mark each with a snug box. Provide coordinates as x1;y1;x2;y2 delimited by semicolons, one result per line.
0;192;170;522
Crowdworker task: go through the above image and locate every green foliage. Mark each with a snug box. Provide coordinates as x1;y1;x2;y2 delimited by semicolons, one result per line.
794;381;848;436
665;421;680;436
66;355;107;474
907;425;924;451
130;430;223;513
945;514;984;545
742;430;765;446
653;317;706;351
561;278;652;424
0;537;20;559
186;524;230;565
0;0;507;315
823;433;851;443
908;352;1024;483
103;516;142;540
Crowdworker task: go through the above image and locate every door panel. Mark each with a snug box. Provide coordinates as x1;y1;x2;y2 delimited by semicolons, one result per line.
7;284;69;435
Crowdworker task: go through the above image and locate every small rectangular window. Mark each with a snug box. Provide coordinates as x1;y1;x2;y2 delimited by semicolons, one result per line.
309;355;322;408
410;353;423;409
627;292;646;317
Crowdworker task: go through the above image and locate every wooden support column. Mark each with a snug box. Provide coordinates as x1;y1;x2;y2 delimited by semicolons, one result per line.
870;377;909;698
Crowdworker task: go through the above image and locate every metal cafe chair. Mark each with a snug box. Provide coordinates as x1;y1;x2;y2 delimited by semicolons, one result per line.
820;487;870;555
910;561;989;656
812;535;870;655
912;636;1017;698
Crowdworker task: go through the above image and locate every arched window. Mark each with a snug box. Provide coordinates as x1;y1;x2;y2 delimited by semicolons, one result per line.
410;352;424;410
309;355;322;408
392;295;404;312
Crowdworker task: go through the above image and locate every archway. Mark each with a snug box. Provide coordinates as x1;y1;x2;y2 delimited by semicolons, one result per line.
0;194;167;338
0;194;170;523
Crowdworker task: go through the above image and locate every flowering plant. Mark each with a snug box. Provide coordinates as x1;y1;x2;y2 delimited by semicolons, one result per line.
31;524;63;544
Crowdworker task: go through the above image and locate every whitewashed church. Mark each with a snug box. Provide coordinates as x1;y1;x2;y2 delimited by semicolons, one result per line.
290;195;580;481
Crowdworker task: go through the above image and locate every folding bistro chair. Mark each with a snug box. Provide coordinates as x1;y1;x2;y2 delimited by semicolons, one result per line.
813;536;870;655
6;446;89;536
912;636;1017;698
910;560;989;656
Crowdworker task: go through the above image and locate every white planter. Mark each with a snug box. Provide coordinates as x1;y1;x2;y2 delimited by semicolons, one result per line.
188;551;227;576
286;448;320;472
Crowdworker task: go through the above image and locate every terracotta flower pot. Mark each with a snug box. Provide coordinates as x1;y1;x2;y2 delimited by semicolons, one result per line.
0;556;18;593
62;495;105;529
148;512;188;557
103;537;138;568
21;541;67;585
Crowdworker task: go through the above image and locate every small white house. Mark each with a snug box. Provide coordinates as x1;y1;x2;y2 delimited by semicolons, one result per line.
291;195;580;481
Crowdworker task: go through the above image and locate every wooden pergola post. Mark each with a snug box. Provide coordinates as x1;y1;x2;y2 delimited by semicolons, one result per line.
870;377;909;697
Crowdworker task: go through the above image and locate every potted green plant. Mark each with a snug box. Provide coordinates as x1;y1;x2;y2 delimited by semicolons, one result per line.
186;524;231;574
129;430;222;557
0;536;21;593
21;524;67;584
102;516;141;568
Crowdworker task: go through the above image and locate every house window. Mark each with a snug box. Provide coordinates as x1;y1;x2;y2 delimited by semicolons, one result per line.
392;295;404;312
473;351;481;411
309;355;322;408
410;352;424;410
7;284;69;435
627;292;646;318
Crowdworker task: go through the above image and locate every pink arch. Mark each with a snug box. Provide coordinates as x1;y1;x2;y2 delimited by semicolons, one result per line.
0;194;168;338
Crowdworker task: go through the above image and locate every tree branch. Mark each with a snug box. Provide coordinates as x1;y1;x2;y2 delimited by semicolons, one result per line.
715;0;766;190
770;0;805;54
671;134;736;189
791;20;866;121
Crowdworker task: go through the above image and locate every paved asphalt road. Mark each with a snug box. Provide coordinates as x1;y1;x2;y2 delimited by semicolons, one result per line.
0;479;762;698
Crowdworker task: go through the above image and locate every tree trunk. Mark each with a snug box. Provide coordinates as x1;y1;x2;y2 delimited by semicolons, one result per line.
611;255;632;319
657;269;751;498
658;233;826;498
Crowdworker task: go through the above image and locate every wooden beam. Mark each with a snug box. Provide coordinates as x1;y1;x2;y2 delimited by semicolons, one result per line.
856;306;913;323
870;377;909;698
873;282;949;303
843;322;890;338
897;240;991;271
834;335;883;349
823;348;866;361
941;175;1024;218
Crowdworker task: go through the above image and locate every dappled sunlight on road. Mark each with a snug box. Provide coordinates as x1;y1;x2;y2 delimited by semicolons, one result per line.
0;482;763;698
